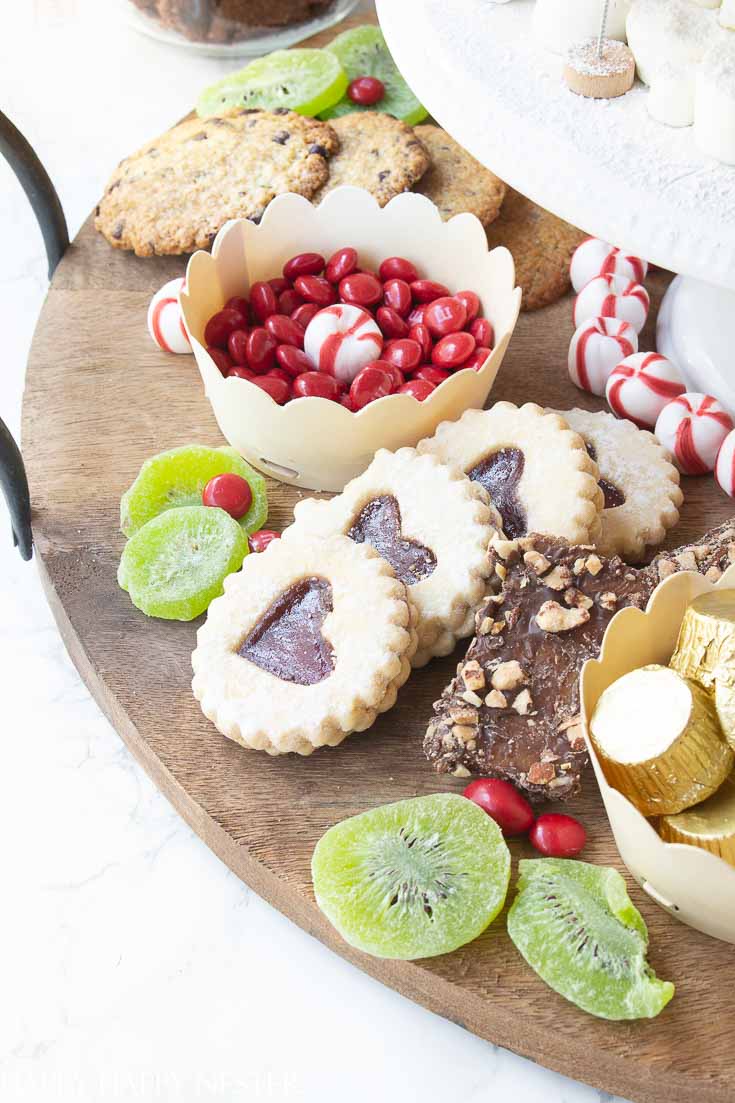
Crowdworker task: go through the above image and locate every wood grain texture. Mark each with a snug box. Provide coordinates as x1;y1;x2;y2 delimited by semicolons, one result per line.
21;16;735;1103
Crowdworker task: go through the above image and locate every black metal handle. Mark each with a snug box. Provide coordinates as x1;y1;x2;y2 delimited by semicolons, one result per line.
0;110;70;560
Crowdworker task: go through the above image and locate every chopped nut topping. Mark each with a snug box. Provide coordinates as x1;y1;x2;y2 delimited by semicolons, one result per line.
451;725;476;744
676;550;697;571
449;707;478;726
573;557;586;576
565;723;586;751
490;619;506;635
548;776;572;790
462;660;486;693
495;562;507;581
517;537;537;551
523;549;551;575
461;689;484;708
705;565;723;583
478;617;494;636
728;543;735;563
527;761;555;785
466;739;477;751
491;660;526;692
485;689;508;709
535;600;590;633
557;714;582;732
657;558;677;580
598;591;618;611
491;538;520;561
693;544;710;562
452;765;471;778
544;565;573;591
564;587;593;610
513;688;533;715
585;554;603;576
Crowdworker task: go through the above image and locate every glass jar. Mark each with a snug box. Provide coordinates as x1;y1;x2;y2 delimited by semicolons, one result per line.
121;0;361;57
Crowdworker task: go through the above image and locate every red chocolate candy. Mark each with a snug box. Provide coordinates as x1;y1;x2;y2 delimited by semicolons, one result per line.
275;345;312;377
268;277;290;296
411;279;450;304
207;347;233;376
277;288;304;316
252;375;289;404
432;331;476;368
409;323;432;361
227;329;250;366
266;367;293;387
350;363;393;409
424;296;467;338
470;316;494;348
407;303;429;327
292;372;342;400
249;281;278;323
384;338;422;373
376;306;410;340
225;296;251;321
413;364;450;386
383;278;412;317
339;272;383;308
456;290;480;324
325;247;358;284
265;314;305;349
291;302;321;329
283;252;325;281
246;327;277;373
294;275;337;307
398;379;435;401
463;346;493;372
379;256;419;283
204;307;248;349
202;472;253;520
227;365;255;381
248;529;280;553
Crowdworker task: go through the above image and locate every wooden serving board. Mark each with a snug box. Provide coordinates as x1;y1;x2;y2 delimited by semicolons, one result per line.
20;20;735;1103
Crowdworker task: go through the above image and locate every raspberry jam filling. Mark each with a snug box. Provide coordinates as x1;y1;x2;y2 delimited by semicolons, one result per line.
238;577;335;685
347;495;436;585
585;442;626;509
468;448;527;539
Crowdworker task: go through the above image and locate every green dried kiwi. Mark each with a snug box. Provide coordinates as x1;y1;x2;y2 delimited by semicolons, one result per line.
120;445;267;538
507;859;675;1020
118;505;248;621
196;48;348;118
321;25;427;125
311;793;511;960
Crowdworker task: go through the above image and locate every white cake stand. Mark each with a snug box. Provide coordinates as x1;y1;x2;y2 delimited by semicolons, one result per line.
377;0;735;412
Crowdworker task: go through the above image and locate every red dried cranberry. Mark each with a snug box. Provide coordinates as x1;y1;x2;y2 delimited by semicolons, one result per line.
412;364;450;386
248;529;280;553
432;331;476;368
294;275;337;307
379;257;418;283
325;247;358;284
382;278;412;317
275;345;312;377
463;778;534;836
464;346;493;372
348;76;385;105
291;302;321;329
409;323;432;361
283;252;325;281
251;375;289;404
339;272;383;308
204;308;248;349
456;290;480;324
376;306;409;340
249;281;278;323
383;338;422;373
265;314;305;349
207;347;233;376
292;372;341;400
202;473;252;520
227;329;250;366
246;327;277;374
278;289;304;316
398;379;435;401
410;279;450;304
470;317;495;348
349;363;393;410
424;296;467;338
530;813;586;858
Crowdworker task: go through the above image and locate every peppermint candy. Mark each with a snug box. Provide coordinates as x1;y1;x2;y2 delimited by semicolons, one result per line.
605;352;685;429
570;237;648;294
568;316;638;396
147;278;191;354
655;393;734;476
304;304;383;385
715;429;735;497
573;274;650;334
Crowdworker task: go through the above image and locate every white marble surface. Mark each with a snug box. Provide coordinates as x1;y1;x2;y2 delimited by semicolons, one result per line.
0;3;628;1101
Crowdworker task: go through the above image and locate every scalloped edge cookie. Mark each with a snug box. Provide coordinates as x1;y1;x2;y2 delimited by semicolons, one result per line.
282;448;503;667
554;408;683;562
192;534;418;755
418;403;603;545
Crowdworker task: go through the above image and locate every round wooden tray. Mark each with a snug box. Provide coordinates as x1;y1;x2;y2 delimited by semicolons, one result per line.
23;211;735;1102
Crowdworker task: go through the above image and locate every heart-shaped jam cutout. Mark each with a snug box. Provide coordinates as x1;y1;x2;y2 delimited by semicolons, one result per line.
347;494;437;586
585;442;626;509
238;577;335;685
467;448;527;539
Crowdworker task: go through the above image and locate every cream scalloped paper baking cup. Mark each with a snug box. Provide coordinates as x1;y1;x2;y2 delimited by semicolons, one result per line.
180;187;521;492
581;568;735;945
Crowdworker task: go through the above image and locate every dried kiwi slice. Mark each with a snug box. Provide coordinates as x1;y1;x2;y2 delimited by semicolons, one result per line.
197;48;348;118
321;26;427;125
312;793;510;960
120;445;267;538
508;859;675;1021
118;506;248;621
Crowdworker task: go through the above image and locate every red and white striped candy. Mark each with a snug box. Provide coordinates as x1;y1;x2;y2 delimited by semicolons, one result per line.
655;393;734;476
570;237;648;294
573;274;650;334
606;352;685;429
568;316;638;396
715;429;735;497
304;304;383;385
147;278;191;354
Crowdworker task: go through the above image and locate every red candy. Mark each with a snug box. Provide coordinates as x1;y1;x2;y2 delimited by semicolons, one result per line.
379;256;418;283
339;272;383;308
204;307;248;349
376;306;409;340
424;296;467;337
398;379;435;401
530;813;586;858
202;472;253;520
350;363;393;410
375;359;405;392
432;331;476;368
266;367;293;386
246;327;277;374
252;375;289;404
227;365;255;381
456;289;480;324
283;252;325;281
462;778;535;836
413;364;450;386
265;314;305;349
463;346;493;373
411;278;450;304
291;302;321;329
268;277;289;296
225;296;251;321
292;371;342;400
249;281;278;323
294;275;337;307
207;346;233;376
384;338;422;373
277;288;304;316
409;323;432;361
326;246;358;284
470;316;494;348
227;329;250;366
248;529;280;553
383;278;412;317
407;303;429;327
275;345;312;377
348;75;385;106
340;393;356;411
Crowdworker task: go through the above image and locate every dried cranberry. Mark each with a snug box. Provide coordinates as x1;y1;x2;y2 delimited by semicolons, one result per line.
530;814;586;858
463;779;534;836
348;76;385;105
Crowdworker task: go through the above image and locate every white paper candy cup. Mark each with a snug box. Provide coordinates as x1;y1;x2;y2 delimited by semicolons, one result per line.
180;187;521;492
581;567;735;945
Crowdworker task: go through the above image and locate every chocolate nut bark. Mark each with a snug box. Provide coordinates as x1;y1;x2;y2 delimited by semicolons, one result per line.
650;519;735;584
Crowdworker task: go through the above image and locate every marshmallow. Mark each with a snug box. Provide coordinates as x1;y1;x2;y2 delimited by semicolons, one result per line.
721;0;735;30
606;352;686;429
694;40;735;164
570;238;648;293
715;428;735;496
626;0;718;87
655;392;734;475
147;278;191;354
534;0;631;55
304;304;383;385
568;317;639;396
648;62;697;126
574;275;650;334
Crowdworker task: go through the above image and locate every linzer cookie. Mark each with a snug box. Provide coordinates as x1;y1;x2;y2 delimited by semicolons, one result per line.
418;403;603;544
554;409;682;561
424;534;656;798
192;534;418;754
283;448;502;667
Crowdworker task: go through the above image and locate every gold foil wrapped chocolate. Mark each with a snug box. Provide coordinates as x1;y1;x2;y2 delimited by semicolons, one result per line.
659;773;735;869
671;591;735;749
589;664;734;816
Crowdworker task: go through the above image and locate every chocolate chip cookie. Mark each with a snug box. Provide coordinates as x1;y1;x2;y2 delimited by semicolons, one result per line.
95;109;338;256
413;125;506;226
